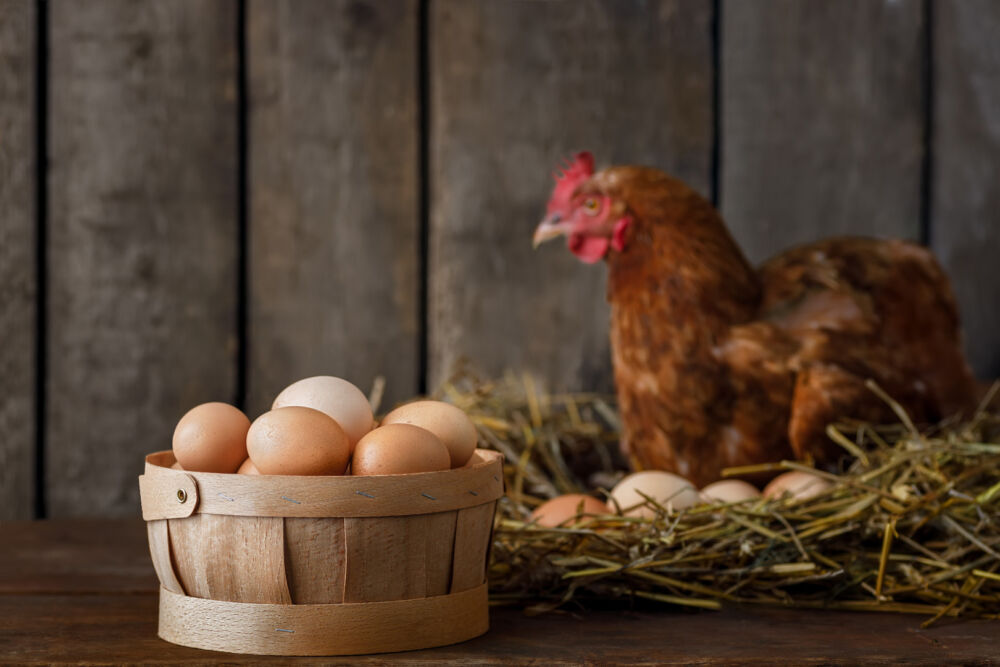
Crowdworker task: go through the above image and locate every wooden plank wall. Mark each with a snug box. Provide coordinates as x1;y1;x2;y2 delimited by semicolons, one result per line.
932;0;1000;382
721;0;926;261
47;0;239;516
247;0;420;418
0;0;35;520
429;0;712;392
0;0;996;518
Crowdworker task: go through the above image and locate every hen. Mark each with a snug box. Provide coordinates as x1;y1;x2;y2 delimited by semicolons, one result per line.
533;153;979;487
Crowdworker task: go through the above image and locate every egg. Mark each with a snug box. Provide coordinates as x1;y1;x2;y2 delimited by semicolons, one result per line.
700;479;762;504
247;406;350;476
172;402;250;473
610;470;699;518
351;424;450;476
763;470;833;501
272;376;374;451
237;458;260;475
530;494;609;528
381;400;478;468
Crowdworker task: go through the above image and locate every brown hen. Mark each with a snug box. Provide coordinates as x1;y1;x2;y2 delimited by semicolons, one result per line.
533;154;979;486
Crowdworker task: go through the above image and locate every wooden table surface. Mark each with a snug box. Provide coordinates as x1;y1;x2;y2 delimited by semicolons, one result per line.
1;519;997;666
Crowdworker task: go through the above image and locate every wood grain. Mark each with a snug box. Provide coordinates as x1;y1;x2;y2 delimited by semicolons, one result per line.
137;470;198;521
4;519;1000;664
0;0;36;520
0;519;1000;665
141;449;504;518
0;518;157;594
428;0;713;393
4;592;1000;665
47;0;239;517
168;513;291;604
932;0;1000;380
283;517;347;604
450;501;495;593
246;0;420;415
721;0;926;263
158;583;489;656
343;511;458;602
420;511;459;597
146;519;184;595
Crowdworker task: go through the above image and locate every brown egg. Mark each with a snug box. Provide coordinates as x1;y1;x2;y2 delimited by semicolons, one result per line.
172;402;250;473
763;470;833;501
381;400;478;468
530;494;609;527
272;376;373;452
247;406;350;476
700;479;762;504
610;471;699;518
351;424;450;476
237;458;260;475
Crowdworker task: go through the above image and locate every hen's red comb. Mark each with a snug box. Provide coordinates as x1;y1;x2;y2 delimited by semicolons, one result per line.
551;151;595;206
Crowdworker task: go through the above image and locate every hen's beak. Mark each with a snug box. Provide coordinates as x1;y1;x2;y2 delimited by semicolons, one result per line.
533;215;570;248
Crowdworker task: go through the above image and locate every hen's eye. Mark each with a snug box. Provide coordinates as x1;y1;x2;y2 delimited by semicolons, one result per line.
583;198;600;216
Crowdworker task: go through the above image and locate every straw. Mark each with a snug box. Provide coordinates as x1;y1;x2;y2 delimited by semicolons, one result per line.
443;370;1000;624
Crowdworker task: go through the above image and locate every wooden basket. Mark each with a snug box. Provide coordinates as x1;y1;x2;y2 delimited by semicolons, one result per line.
138;448;504;656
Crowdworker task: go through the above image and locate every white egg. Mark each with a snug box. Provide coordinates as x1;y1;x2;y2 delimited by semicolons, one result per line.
272;376;373;451
610;470;699;518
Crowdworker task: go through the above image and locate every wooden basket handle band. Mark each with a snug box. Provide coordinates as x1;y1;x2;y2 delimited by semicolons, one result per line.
139;450;504;520
158;583;489;656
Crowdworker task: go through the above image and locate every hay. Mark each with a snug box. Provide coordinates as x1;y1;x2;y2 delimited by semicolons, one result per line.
439;371;1000;624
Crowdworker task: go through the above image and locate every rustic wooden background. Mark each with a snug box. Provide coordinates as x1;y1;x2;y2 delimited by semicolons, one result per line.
1;0;997;519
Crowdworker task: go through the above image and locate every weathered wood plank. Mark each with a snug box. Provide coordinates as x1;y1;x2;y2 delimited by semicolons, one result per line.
48;0;238;517
429;0;713;393
4;519;1000;664
932;0;1000;380
0;518;157;594
3;594;1000;665
721;0;926;263
0;0;36;520
247;0;420;415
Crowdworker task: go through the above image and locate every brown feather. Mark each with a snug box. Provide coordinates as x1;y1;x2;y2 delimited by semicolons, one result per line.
586;166;978;486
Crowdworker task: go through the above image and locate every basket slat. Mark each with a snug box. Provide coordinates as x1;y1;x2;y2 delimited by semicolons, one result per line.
343;511;458;603
284;517;347;604
146;519;184;595
450;502;496;593
158;583;490;656
420;511;459;597
169;514;292;603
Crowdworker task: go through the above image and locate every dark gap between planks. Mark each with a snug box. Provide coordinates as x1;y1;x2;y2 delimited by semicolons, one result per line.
33;0;49;520
417;0;431;396
919;0;934;247
710;0;721;206
235;0;249;412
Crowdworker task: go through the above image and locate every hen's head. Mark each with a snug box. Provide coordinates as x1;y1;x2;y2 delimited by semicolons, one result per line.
533;152;631;264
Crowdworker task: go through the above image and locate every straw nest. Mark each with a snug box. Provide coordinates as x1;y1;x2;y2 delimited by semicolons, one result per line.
437;371;1000;625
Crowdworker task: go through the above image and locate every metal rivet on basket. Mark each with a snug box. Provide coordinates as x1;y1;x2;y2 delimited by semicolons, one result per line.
176;489;188;504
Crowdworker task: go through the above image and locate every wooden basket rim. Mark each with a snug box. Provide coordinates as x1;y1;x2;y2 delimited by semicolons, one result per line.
140;449;504;520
